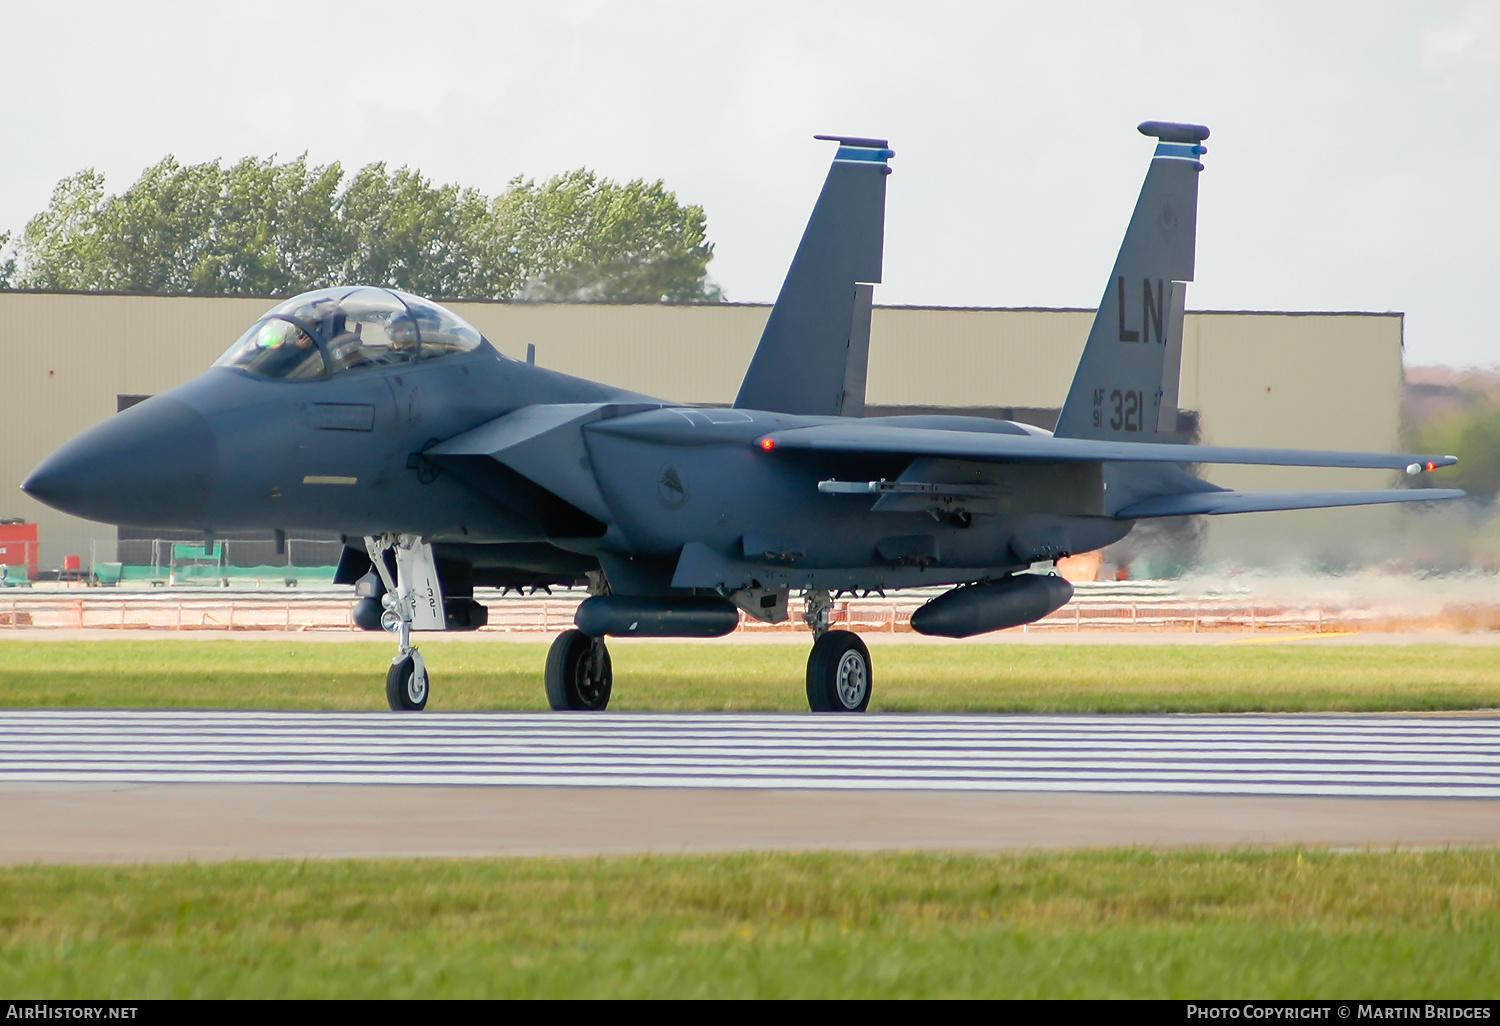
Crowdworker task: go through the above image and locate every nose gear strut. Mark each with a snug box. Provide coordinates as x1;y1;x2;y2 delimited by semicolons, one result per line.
365;533;442;711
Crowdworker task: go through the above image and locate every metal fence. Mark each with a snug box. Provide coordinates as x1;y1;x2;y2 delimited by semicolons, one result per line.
110;534;343;578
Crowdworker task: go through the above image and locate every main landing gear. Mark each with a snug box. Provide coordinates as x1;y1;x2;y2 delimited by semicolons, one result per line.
534;590;871;714
545;630;613;711
365;533;442;712
802;589;872;713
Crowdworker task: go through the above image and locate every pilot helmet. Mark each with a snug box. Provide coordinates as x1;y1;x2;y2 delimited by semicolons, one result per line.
255;320;297;348
386;313;421;346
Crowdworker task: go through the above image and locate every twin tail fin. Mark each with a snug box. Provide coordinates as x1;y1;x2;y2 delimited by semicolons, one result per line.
1054;121;1209;441
733;135;893;418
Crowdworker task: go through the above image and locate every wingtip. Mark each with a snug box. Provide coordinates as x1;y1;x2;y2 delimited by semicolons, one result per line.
1404;455;1459;475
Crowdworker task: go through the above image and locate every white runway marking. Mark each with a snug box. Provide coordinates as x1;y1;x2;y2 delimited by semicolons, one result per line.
3;712;1499;798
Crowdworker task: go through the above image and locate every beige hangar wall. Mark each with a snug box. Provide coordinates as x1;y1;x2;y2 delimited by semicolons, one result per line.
0;292;1403;571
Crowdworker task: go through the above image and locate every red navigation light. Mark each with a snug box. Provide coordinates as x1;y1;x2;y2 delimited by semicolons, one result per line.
1426;461;1437;472
760;438;776;451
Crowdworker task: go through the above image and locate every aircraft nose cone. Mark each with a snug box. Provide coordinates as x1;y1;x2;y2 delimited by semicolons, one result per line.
22;398;219;526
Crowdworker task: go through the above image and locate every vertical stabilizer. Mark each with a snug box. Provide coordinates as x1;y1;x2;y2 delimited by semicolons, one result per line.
734;136;893;416
1054;121;1208;440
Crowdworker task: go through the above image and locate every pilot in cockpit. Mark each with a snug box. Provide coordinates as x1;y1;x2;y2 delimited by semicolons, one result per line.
215;287;484;379
252;320;322;378
385;312;423;356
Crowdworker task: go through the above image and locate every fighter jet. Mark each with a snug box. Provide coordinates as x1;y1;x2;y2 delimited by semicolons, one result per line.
23;122;1462;713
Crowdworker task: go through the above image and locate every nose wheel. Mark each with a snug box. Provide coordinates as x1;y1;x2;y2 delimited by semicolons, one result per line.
386;650;429;711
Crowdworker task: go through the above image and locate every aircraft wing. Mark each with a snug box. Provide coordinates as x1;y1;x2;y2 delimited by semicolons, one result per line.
427;401;662;526
1115;489;1465;518
759;423;1457;473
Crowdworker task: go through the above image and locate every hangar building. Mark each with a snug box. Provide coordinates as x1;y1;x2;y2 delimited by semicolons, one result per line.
0;291;1407;576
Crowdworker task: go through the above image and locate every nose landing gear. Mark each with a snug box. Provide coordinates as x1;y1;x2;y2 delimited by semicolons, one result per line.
365;534;443;712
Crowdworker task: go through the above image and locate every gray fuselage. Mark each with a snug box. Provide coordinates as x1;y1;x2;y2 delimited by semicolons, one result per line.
24;339;1132;592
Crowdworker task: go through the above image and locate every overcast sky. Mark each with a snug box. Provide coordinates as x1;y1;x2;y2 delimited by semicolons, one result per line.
2;1;1496;366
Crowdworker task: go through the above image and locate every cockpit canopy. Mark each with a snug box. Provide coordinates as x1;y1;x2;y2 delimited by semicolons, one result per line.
215;287;486;380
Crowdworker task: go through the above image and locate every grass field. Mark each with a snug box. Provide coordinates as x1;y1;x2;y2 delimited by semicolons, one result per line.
1;848;1496;998
1;639;1499;712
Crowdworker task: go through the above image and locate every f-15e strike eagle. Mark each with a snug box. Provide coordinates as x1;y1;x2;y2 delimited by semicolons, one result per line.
24;122;1462;713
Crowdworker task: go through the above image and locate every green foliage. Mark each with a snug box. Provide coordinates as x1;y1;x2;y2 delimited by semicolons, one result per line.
500;170;721;302
3;640;1500;713
10;169;110;290
0;230;15;287
2;850;1498;997
339;163;507;299
6;156;720;302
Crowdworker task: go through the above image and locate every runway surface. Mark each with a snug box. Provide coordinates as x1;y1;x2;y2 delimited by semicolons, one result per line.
5;711;1500;862
3;710;1499;798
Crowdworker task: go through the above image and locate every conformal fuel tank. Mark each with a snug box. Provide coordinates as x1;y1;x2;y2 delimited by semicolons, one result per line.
575;595;740;638
910;574;1074;638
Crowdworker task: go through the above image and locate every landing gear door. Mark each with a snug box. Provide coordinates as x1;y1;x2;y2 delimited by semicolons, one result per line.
395;540;446;630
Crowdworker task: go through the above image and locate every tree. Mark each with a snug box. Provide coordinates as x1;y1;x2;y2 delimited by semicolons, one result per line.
0;231;14;288
338;163;511;299
11;157;347;294
499;170;721;302
5;156;722;302
10;169;112;290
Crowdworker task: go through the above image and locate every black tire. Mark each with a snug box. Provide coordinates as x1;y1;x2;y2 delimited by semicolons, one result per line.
806;630;872;713
386;653;429;711
545;629;613;711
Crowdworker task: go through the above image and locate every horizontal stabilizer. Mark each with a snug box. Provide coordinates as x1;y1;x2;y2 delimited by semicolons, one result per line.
1116;489;1466;519
760;422;1457;473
